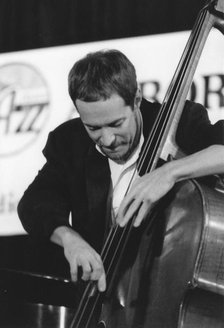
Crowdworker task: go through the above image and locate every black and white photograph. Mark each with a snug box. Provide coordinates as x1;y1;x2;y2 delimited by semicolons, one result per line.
0;1;224;327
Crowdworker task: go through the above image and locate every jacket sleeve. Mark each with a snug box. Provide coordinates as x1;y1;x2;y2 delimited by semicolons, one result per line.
17;130;72;240
176;100;224;154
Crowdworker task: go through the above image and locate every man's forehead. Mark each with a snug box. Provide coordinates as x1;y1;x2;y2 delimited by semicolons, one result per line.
76;95;131;125
76;94;125;108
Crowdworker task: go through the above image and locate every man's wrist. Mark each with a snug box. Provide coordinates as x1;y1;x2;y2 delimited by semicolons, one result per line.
50;225;81;247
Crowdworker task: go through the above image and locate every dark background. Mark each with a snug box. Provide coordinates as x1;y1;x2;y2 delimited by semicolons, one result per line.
0;0;206;53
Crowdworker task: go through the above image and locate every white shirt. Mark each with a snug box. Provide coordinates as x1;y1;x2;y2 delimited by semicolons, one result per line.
96;134;144;219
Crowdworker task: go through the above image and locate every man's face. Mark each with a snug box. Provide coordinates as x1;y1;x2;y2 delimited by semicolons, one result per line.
76;93;142;164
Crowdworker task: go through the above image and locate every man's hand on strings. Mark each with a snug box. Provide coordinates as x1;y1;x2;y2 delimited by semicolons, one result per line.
52;227;106;292
116;163;176;227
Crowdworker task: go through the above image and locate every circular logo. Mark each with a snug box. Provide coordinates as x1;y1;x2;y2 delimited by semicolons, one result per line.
0;63;50;156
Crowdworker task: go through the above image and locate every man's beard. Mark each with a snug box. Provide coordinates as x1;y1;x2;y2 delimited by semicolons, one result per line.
99;109;142;164
101;129;141;164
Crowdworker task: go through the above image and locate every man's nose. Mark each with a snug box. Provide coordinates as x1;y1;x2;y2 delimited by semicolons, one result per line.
100;128;115;147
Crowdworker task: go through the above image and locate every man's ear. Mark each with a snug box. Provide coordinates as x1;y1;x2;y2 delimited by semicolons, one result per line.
134;87;142;108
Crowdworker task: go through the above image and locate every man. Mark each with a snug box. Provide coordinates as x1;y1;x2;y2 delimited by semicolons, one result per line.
18;50;224;322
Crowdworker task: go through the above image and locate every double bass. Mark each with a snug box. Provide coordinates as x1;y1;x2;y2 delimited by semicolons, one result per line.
69;0;224;327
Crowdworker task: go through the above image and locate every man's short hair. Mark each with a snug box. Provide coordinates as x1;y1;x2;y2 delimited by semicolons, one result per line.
68;49;138;107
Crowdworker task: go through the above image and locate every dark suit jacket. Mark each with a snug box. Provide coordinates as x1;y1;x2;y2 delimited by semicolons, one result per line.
17;99;224;252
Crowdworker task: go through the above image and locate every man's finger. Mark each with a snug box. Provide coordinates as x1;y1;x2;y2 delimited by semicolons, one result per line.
70;263;78;282
117;197;142;227
133;201;151;227
97;273;106;292
117;194;135;221
81;259;92;280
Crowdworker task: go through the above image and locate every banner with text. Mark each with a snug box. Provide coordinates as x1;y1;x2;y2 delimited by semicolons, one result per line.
0;30;223;234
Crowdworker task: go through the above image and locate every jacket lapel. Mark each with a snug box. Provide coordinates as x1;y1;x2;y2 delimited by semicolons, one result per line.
85;143;111;224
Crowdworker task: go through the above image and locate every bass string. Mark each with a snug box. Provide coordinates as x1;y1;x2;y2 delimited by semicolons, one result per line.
95;5;211;307
69;281;99;328
96;5;208;306
137;8;207;175
69;5;211;328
